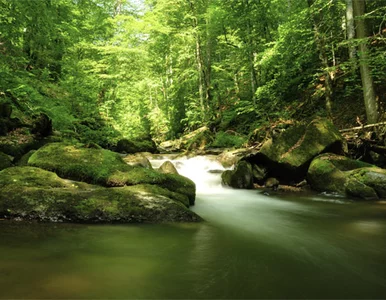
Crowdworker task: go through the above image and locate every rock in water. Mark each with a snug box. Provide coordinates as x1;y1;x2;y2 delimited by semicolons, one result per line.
221;160;254;189
0;166;201;223
28;142;196;205
265;177;279;191
307;153;386;200
246;118;343;183
159;161;179;175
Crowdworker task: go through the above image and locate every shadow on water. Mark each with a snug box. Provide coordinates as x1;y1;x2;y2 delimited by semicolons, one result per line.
1;155;386;299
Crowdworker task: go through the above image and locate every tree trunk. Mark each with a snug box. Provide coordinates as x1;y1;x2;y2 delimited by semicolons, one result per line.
244;0;258;106
346;0;356;60
353;0;379;124
307;0;333;119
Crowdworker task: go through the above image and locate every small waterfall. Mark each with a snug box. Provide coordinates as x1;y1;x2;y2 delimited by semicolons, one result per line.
150;155;230;194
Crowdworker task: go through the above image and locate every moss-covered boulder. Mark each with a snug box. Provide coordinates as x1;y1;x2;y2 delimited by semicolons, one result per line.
123;153;153;169
221;160;254;189
159;126;214;152
246;118;343;183
158;161;179;175
0;167;200;223
28;143;196;205
116;137;158;154
307;153;386;200
0;151;12;171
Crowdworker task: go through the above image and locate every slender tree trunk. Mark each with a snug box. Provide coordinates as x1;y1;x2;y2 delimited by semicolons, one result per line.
244;0;258;105
346;0;356;60
307;0;333;119
353;0;379;124
189;0;209;123
195;35;206;122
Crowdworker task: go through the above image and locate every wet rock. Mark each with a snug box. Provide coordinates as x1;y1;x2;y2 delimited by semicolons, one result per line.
123;153;153;169
252;164;267;184
221;160;254;189
28;142;196;205
158;161;179;175
217;149;245;168
307;153;386;200
116;137;158;154
265;177;279;191
0;166;201;223
246;118;343;183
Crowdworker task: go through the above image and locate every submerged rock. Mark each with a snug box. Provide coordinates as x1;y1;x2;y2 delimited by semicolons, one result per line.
307;153;386;200
0;167;201;223
28;142;196;205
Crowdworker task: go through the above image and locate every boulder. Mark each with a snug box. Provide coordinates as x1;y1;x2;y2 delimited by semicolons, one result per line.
0;167;201;223
28;142;196;205
246;118;343;183
253;164;267;184
116;137;158;154
159;126;214;152
265;177;279;190
158;161;179;175
307;153;386;200
221;160;254;189
217;148;248;168
123;153;153;169
0;151;12;171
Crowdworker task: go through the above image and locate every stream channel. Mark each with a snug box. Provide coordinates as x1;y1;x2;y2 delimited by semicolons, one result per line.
1;155;386;299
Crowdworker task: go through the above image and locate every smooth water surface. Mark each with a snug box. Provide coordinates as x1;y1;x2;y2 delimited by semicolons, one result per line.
1;155;386;299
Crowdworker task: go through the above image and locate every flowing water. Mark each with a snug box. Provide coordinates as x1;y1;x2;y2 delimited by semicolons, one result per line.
1;155;386;299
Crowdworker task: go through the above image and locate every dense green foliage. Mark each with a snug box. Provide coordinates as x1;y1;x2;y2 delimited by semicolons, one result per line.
1;0;385;145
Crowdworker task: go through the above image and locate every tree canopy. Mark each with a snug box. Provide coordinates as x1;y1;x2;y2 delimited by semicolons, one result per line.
1;0;385;146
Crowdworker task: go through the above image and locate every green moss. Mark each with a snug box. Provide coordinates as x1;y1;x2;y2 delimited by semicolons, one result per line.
0;166;201;223
308;153;386;200
28;143;196;204
345;177;378;200
307;154;347;193
260;119;342;168
116;138;157;154
210;131;246;148
127;184;190;207
348;167;386;198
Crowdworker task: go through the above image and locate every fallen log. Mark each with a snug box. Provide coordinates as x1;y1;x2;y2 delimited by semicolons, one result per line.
339;121;386;132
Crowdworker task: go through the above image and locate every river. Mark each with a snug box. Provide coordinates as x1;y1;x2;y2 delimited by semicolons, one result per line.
1;155;386;299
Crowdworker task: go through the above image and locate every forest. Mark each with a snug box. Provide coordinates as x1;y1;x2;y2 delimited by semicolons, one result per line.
1;0;385;148
1;2;386;298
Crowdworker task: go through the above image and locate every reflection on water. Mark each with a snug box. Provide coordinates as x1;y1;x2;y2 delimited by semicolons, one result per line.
1;155;386;299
